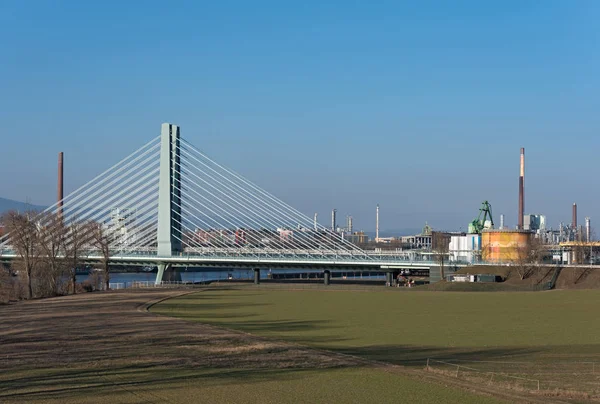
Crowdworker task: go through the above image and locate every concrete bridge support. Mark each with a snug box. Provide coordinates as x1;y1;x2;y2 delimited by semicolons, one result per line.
254;268;260;284
324;270;331;285
155;263;182;284
156;263;168;285
385;272;393;287
429;266;443;283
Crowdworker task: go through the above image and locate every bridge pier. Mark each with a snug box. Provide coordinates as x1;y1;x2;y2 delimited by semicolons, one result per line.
385;272;393;287
323;270;331;286
155;263;182;284
155;263;168;285
253;268;260;285
393;270;400;286
429;265;443;283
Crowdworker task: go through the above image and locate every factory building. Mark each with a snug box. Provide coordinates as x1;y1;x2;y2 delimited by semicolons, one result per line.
109;208;138;247
523;214;546;232
449;234;481;264
234;229;246;245
401;223;433;249
345;231;369;244
277;228;294;241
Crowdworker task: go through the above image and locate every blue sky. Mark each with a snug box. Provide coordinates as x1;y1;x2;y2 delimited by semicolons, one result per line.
1;1;598;232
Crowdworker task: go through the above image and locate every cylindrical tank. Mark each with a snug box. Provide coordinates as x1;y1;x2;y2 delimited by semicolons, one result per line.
481;229;532;263
586;217;591;242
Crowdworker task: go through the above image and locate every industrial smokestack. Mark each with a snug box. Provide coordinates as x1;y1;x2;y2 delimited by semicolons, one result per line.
376;204;380;242
500;214;505;230
586;217;591;242
518;148;524;230
348;216;353;234
331;209;337;232
58;152;64;219
313;213;318;231
572;203;578;230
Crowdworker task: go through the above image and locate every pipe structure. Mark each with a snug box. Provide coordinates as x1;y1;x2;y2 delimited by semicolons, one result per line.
376;204;380;242
573;203;578;230
518;148;524;230
58;152;64;219
500;214;505;230
331;209;337;232
586;217;591;242
559;222;564;242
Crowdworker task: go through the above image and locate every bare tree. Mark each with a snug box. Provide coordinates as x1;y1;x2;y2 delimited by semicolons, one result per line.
0;263;13;303
514;237;545;280
63;218;92;294
570;227;595;284
36;212;68;297
1;211;41;298
432;231;450;279
89;222;112;291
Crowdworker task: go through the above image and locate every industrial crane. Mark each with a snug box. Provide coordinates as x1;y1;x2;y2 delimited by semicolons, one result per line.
468;201;494;234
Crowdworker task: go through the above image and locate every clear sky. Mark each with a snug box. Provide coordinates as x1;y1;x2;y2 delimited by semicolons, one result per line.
1;1;599;233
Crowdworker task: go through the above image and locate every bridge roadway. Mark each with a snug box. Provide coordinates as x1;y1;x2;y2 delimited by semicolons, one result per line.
0;248;454;285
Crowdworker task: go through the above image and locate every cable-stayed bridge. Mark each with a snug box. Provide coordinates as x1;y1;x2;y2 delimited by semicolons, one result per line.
0;124;447;284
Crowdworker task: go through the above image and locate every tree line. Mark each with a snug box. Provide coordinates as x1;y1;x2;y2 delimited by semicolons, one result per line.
0;210;112;302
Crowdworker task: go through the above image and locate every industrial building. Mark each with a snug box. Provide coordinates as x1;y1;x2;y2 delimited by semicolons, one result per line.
108;207;138;248
332;144;594;269
446;148;596;265
523;214;546;232
401;223;433;249
448;234;481;264
345;231;369;244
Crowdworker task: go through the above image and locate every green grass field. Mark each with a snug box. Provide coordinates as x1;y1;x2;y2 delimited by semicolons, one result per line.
152;287;600;396
2;366;505;404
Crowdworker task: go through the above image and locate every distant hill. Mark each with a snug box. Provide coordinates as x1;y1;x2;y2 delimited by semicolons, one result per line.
0;197;46;214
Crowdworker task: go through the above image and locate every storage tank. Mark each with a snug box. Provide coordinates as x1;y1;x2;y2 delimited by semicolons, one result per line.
481;229;532;263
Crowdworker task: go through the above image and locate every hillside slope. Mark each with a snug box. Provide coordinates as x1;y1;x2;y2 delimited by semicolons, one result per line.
0;197;46;213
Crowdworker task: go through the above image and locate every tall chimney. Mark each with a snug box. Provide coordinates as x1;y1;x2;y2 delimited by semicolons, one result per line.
376;204;380;242
348;216;353;234
58;152;64;219
500;214;505;230
572;203;577;230
313;213;318;231
518;148;524;230
331;209;337;232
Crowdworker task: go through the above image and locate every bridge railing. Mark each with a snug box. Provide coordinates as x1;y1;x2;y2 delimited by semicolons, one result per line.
2;245;466;266
107;281;194;289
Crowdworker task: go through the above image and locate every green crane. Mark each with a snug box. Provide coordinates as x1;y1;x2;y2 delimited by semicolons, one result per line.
468;201;494;234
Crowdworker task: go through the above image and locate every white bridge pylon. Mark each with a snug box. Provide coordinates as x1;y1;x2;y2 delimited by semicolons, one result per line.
0;123;373;267
153;123;371;261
